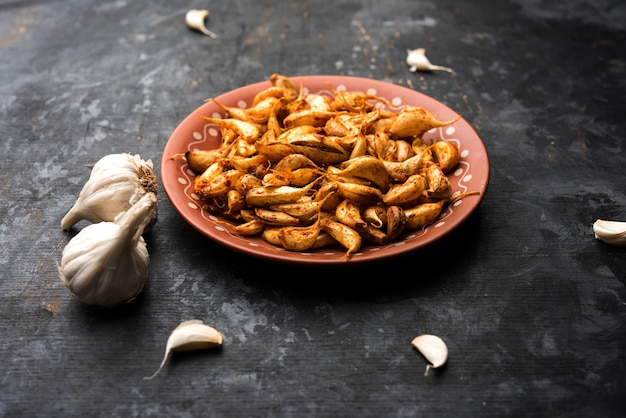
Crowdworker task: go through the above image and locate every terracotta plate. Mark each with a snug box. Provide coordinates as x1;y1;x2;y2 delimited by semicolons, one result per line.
161;75;489;265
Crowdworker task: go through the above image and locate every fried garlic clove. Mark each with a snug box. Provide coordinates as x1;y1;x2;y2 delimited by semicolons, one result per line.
185;149;227;174
185;9;217;38
198;116;261;144
234;219;266;236
388;107;461;139
288;135;351;165
385;206;406;242
270;200;322;221
269;73;298;103
211;97;280;125
144;320;224;380
381;152;428;183
254;208;300;226
422;163;452;200
320;217;362;256
406;48;454;74
404;201;445;229
283;109;337;129
335;182;384;207
335;199;368;230
245;182;318;207
382;174;427;207
592;219;626;246
363;205;387;228
277;222;322;251
337;155;390;192
430;140;460;174
196;170;243;199
411;334;448;376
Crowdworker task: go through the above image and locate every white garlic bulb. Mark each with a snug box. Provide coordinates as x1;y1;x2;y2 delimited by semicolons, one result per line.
593;219;626;246
61;153;158;230
58;192;157;307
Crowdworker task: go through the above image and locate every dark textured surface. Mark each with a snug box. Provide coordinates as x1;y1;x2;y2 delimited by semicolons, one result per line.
1;0;625;417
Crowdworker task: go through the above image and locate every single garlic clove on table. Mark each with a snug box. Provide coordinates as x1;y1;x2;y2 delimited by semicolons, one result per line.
412;334;448;375
185;9;217;38
406;48;455;74
144;320;224;380
592;219;626;246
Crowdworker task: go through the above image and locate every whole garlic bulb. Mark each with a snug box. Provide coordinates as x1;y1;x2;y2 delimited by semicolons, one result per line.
58;192;157;307
61;153;158;230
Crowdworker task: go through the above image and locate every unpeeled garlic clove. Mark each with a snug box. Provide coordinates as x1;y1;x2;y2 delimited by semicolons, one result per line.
592;219;626;246
144;320;224;380
406;48;455;74
185;9;218;38
411;334;448;376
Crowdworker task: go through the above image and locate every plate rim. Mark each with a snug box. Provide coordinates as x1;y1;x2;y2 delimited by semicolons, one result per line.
161;75;490;265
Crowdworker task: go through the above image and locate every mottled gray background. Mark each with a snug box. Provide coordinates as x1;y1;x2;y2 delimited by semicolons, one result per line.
1;0;625;417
